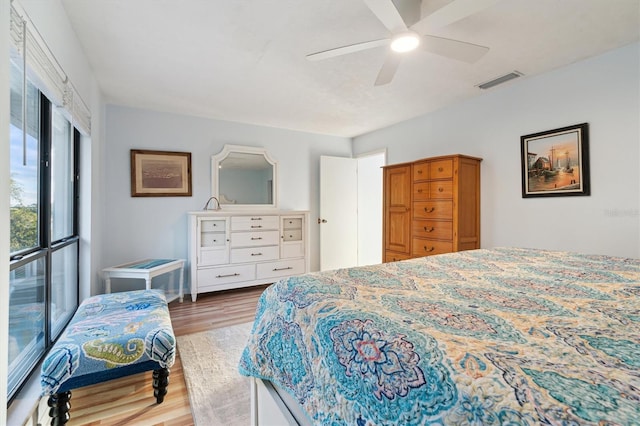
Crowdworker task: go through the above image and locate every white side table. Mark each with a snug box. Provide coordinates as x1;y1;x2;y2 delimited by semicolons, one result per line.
102;259;185;303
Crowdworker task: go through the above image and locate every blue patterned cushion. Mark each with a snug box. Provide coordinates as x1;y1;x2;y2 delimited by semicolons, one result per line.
41;289;175;395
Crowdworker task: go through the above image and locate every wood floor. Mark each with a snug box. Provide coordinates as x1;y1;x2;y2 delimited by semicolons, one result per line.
65;285;268;426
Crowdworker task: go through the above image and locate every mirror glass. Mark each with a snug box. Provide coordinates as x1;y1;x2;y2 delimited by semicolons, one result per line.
212;145;278;208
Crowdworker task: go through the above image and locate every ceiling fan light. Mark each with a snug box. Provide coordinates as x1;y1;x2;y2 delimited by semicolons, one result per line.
390;33;420;53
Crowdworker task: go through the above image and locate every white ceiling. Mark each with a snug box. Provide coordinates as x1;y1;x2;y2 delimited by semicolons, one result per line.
60;0;639;138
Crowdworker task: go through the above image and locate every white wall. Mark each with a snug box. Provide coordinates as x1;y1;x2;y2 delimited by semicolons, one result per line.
353;42;640;258
103;105;352;285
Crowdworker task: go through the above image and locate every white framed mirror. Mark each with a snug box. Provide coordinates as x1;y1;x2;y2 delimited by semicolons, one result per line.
211;145;278;209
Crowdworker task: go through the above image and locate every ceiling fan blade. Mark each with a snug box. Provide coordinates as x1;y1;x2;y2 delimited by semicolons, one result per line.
411;0;500;34
375;53;402;86
306;38;390;61
363;0;408;33
421;34;488;63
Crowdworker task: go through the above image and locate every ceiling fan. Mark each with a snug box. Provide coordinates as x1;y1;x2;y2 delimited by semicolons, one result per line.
307;0;498;85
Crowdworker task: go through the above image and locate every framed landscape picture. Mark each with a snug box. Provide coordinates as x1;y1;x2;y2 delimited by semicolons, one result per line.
521;123;590;198
130;149;192;197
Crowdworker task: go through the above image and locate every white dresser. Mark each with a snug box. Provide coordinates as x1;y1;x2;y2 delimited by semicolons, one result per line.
187;210;309;301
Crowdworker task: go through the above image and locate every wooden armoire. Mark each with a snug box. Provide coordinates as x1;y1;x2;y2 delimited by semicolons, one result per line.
383;154;482;263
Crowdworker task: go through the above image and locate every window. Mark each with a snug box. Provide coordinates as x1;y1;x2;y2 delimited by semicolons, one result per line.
8;60;80;402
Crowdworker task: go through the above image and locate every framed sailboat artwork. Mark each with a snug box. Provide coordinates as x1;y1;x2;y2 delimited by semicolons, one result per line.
520;123;590;198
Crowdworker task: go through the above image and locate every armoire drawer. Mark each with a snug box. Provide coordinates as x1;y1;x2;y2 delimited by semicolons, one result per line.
231;245;279;263
413;182;430;200
231;230;279;247
429;180;453;198
414;181;453;200
384;251;413;263
430;159;453;179
413;201;453;220
413;162;429;181
256;258;306;280
412;220;453;240
412;239;453;257
231;216;279;231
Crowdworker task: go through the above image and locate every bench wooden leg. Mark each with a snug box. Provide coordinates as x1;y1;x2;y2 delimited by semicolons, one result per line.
48;391;72;425
153;368;170;403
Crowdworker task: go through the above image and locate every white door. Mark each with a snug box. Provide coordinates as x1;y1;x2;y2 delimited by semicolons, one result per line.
357;152;385;266
320;156;358;271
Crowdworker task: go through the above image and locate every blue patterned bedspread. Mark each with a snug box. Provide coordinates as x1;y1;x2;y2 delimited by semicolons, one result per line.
239;248;640;425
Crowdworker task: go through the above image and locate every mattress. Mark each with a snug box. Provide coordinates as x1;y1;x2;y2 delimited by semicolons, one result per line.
239;248;640;424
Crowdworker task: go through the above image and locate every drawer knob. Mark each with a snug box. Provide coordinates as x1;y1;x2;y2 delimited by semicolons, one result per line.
417;170;422;174
251;252;263;256
424;227;434;232
417;189;422;193
438;187;444;192
251;217;263;221
423;246;435;252
251;237;262;240
438;167;443;172
424;207;435;213
251;225;263;228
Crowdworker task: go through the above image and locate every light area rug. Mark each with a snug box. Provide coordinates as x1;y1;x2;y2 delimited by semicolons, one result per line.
177;322;253;426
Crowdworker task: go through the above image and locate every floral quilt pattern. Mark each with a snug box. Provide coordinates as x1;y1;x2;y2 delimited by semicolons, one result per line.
239;248;640;425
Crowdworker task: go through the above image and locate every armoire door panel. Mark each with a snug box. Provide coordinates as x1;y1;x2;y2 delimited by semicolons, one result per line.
386;209;411;252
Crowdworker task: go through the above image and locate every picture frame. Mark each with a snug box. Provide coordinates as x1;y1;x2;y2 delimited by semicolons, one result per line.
521;123;590;198
130;149;192;197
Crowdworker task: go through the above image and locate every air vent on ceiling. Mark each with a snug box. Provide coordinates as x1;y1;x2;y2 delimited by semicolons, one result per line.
477;71;523;90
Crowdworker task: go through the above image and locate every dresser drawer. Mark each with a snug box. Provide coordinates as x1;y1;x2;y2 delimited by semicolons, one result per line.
430;159;453;179
283;217;303;230
412;220;453;240
256;258;306;280
231;216;279;231
200;219;227;232
282;229;302;242
201;232;227;247
412;239;453;257
231;230;279;247
231;245;279;263
197;264;255;285
429;180;453;198
199;247;229;266
413;162;429;181
414;201;453;220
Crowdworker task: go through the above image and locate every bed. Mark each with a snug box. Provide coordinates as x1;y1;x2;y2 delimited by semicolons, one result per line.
239;247;640;425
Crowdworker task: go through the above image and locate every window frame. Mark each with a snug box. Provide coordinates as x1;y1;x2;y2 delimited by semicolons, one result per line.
7;90;80;404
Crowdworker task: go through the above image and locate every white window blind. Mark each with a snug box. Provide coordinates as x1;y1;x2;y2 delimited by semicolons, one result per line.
9;2;91;135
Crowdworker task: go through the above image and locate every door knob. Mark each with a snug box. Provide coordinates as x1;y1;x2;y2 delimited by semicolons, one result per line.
317;218;328;224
